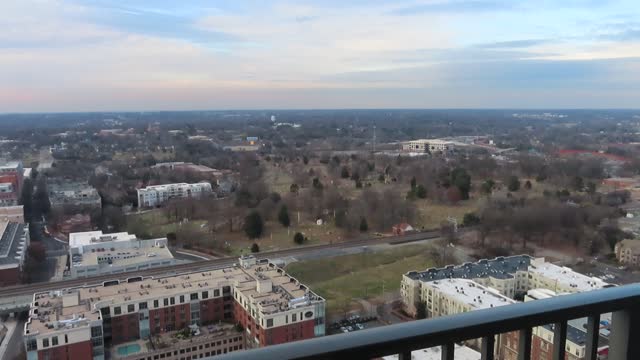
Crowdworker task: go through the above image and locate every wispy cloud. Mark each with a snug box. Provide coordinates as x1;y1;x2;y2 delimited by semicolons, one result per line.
474;39;551;49
389;0;516;15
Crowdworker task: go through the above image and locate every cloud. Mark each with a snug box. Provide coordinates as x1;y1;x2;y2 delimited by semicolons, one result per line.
389;0;516;15
474;39;551;49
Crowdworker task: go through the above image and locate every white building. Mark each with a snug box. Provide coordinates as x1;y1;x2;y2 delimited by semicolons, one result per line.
68;231;175;278
137;182;212;207
402;139;455;153
401;256;609;317
384;344;481;360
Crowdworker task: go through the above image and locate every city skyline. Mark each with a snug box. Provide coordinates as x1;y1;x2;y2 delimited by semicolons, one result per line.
2;0;640;112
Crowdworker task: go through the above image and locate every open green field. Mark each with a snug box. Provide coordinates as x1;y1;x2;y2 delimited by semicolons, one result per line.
127;210;208;240
414;199;479;229
286;244;437;319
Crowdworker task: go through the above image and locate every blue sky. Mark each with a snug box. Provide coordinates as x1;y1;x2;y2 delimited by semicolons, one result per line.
1;0;639;111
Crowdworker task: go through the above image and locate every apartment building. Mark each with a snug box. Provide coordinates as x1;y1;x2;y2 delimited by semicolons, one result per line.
0;161;24;206
24;255;325;360
401;139;455;153
137;182;212;208
68;231;175;278
0;220;29;286
48;181;102;211
615;239;640;266
401;255;609;316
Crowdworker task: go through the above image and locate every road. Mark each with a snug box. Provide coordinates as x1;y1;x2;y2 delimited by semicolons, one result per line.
0;230;443;299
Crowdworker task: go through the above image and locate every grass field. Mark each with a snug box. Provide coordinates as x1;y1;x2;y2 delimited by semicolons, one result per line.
286;244;437;319
413;199;479;229
127;210;208;240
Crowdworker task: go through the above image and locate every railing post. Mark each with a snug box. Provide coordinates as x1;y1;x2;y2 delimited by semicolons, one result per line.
441;342;454;360
584;314;600;360
518;328;532;360
398;351;411;360
609;306;640;360
552;321;567;360
481;335;495;360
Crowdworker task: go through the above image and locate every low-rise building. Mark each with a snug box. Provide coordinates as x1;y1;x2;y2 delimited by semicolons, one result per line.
137;182;212;208
615;239;640;266
68;231;175;278
48;181;102;211
0;205;24;223
383;343;481;360
401;255;609;316
0;220;30;286
24;255;325;360
0;161;24;207
151;162;227;178
401;139;455;153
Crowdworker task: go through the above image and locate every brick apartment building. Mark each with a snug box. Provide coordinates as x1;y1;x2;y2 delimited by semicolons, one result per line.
24;255;325;360
0;161;24;207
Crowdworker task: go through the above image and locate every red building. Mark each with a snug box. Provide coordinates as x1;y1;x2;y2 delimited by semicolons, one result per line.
25;255;325;359
0;161;24;206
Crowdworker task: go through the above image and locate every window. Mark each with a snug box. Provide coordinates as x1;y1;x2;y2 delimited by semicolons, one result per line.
91;326;102;337
190;293;198;301
202;291;208;299
128;304;135;313
267;319;273;328
214;289;220;297
42;338;49;348
164;298;169;306
51;336;58;346
292;313;297;322
26;338;37;351
139;302;148;310
64;335;68;344
114;306;122;315
154;300;159;308
170;297;176;305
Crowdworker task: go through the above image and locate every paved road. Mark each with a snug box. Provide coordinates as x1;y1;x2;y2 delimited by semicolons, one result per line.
0;230;443;299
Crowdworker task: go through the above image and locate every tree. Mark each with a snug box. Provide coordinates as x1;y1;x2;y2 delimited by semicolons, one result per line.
481;179;495;194
377;174;385;183
410;176;417;189
166;232;177;246
416;301;427;320
524;180;532;190
278;205;291;227
21;178;34;222
463;212;481;227
312;177;323;190
507;176;521;192
355;179;363;189
451;168;471;200
359;217;368;232
293;232;305;245
28;243;46;263
586;181;597;195
243;211;264;239
341;166;350;179
302;156;309;165
415;184;427;199
251;243;260;253
572;176;585;191
290;183;299;194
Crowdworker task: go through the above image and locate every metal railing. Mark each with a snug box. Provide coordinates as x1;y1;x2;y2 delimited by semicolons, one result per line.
216;283;640;360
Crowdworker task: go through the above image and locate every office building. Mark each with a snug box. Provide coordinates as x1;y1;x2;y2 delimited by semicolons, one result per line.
401;139;455;153
68;231;175;278
137;182;212;208
48;181;102;211
0;220;29;286
24;255;325;360
614;239;640;266
0;205;24;223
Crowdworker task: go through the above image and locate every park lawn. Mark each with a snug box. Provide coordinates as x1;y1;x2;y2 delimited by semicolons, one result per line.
286;244;437;318
263;163;295;195
413;200;479;230
127;209;208;239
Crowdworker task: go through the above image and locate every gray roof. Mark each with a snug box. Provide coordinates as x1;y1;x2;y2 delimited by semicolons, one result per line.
406;255;532;281
0;222;28;266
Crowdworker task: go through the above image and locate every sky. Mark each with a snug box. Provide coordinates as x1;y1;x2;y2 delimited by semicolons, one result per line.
1;0;640;112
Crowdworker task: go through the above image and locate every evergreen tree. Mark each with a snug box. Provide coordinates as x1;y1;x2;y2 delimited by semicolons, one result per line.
293;232;305;245
251;243;260;253
278;205;291;227
359;217;368;232
243;211;264;239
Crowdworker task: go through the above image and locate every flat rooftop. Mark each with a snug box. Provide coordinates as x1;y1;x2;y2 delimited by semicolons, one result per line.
138;182;211;191
528;258;608;291
71;246;174;268
406;255;532;281
425;278;515;310
27;260;323;336
0;221;27;268
69;231;137;249
384;344;480;360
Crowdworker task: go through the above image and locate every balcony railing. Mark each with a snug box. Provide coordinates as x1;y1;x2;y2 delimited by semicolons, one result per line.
216;283;640;360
